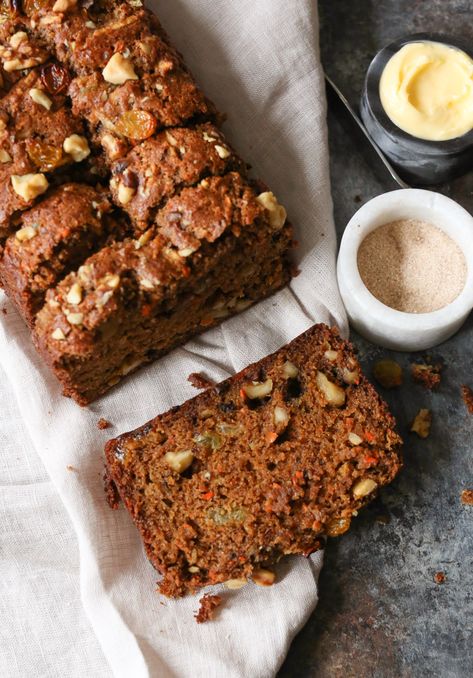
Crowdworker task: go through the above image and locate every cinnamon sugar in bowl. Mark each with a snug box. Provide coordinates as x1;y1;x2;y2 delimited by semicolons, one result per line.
337;189;473;351
357;218;467;314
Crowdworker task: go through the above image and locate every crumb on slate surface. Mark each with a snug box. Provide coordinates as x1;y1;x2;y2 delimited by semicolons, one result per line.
98;417;111;430
461;385;473;414
461;489;473;506
411;362;442;389
188;372;215;390
194;594;222;623
434;572;446;585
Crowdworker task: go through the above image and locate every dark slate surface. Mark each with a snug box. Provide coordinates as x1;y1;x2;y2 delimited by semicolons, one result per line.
279;2;473;676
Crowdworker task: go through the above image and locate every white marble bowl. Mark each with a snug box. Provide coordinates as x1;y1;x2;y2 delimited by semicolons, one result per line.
337;189;473;351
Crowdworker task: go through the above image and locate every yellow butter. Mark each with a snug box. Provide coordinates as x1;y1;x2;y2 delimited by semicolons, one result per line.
379;41;473;141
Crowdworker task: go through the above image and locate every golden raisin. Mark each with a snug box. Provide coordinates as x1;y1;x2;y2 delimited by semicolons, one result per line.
0;0;18;18
115;110;157;141
22;0;52;15
373;359;403;389
26;139;66;172
326;517;351;537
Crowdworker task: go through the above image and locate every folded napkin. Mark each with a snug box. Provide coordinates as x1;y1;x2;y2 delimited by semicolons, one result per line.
0;1;347;675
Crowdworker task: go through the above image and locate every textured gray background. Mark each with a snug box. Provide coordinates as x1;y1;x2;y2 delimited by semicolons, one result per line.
279;1;473;676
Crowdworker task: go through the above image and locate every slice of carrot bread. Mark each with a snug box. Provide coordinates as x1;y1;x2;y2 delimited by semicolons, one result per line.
105;324;403;598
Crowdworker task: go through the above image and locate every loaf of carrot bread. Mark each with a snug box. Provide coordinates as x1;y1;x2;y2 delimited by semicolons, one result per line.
0;0;292;403
105;325;403;597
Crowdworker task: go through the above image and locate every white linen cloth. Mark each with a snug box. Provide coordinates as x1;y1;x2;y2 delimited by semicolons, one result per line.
0;0;347;676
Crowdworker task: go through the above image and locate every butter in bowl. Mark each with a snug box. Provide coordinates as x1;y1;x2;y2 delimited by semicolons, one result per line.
360;34;473;185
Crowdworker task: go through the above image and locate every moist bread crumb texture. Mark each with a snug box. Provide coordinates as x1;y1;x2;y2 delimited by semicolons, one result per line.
0;0;292;404
105;325;403;598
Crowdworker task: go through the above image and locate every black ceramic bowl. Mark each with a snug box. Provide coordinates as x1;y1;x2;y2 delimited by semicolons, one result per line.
360;33;473;186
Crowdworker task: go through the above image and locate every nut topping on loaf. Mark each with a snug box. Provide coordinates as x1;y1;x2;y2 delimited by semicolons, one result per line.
105;325;403;597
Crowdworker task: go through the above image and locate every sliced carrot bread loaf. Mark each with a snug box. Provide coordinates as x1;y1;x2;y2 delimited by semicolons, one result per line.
105;324;403;597
0;1;292;404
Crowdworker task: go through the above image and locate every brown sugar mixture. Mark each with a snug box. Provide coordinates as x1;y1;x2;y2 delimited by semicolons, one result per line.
357;219;467;313
105;324;402;598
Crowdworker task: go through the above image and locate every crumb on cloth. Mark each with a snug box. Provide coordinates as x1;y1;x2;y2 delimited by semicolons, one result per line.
194;594;222;624
188;373;215;390
98;417;111;430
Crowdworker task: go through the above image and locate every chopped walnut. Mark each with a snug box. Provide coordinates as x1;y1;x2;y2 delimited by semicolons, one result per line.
282;361;299;378
242;378;273;399
373;359;403;388
117;182;135;204
461;489;473;506
273;406;289;426
51;327;66;340
29;88;52;110
194;594;222;624
9;32;28;50
411;362;442;389
66;311;84;326
178;246;196;258
215;144;230;159
461;385;473;414
102;273;120;289
1;32;47;72
165;130;178;146
164;450;194;473
316;371;346;407
66;282;83;305
101;132;124;160
203;131;217;143
11;173;49;201
53;0;77;11
256;191;287;230
410;409;431;439
63;134;90;162
348;432;363;445
103;53;138;85
0;149;12;163
15;225;37;242
157;58;174;75
353;478;378;498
